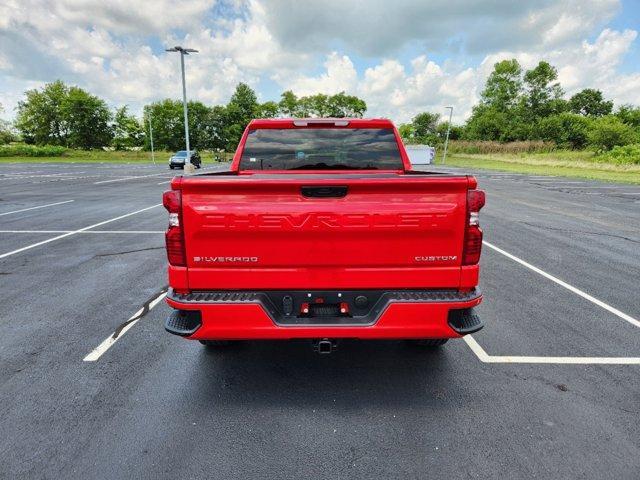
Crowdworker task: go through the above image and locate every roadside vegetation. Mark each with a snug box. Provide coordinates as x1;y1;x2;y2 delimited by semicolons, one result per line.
440;139;640;184
0;81;365;154
399;59;639;178
445;150;640;184
0;59;638;174
0;148;232;164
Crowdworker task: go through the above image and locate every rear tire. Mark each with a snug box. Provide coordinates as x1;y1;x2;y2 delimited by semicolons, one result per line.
199;340;237;348
169;165;174;170
408;339;449;347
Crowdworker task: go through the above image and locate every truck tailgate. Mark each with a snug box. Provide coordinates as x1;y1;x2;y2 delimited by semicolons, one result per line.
179;174;470;290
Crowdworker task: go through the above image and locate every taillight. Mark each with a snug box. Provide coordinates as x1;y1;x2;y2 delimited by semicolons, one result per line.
463;189;485;265
163;190;186;266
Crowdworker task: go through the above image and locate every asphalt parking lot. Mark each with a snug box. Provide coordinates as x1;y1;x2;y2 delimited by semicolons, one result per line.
1;162;639;479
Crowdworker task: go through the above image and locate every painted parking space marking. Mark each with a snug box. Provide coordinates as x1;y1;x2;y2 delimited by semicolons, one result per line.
0;204;161;259
483;241;640;329
0;200;74;216
83;288;168;362
573;192;640;193
463;335;640;365
532;181;586;184
0;229;164;234
559;186;634;189
94;173;173;184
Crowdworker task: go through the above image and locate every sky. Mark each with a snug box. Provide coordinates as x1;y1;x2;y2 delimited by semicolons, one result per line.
1;0;639;124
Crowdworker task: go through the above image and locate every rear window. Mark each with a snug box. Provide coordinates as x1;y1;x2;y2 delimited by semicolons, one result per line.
239;128;403;170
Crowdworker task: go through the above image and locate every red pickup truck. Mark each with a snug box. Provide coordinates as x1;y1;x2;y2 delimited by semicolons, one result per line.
163;118;485;353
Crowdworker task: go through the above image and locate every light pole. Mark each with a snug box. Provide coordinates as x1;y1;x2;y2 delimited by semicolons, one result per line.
148;114;156;166
166;45;198;173
442;106;453;165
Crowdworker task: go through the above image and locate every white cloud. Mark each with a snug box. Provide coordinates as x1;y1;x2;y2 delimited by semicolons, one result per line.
260;0;620;56
32;0;215;35
273;25;640;124
482;28;640;102
0;0;294;114
279;52;357;96
0;0;638;125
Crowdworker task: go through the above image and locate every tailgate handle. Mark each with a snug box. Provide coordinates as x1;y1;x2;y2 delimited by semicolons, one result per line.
301;186;348;198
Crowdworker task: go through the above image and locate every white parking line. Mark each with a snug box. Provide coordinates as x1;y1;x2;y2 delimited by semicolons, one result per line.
0;200;74;216
533;181;586;184
560;186;630;189
463;336;640;365
0;204;161;259
579;192;640;195
83;291;167;362
94;173;172;184
483;241;640;329
481;172;524;176
0;230;163;234
0;172;82;178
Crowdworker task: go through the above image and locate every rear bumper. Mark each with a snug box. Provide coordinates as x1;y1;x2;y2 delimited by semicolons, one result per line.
165;288;483;340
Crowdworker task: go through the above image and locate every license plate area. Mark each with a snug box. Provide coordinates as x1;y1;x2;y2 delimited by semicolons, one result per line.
264;290;386;325
306;303;343;317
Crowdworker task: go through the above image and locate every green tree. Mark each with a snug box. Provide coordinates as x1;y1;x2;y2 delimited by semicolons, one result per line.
15;81;112;148
536;113;590;149
523;61;564;120
398;123;416;143
256;101;279;118
481;59;523;111
294;96;312;117
276;90;366;118
326;92;367;117
187;101;215;149
306;94;331;117
143;100;183;151
0;103;16;144
112;106;144;150
144;99;212;151
278;91;299;117
465;59;530;141
464;105;510;141
15;80;69;145
62;87;112;149
436;122;463;141
412;112;439;138
226;83;259;123
615;104;640;128
569;89;613;117
588;116;638;151
404;112;440;145
222;83;260;151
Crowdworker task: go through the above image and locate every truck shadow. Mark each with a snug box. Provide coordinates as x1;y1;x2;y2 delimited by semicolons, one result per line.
186;340;470;410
